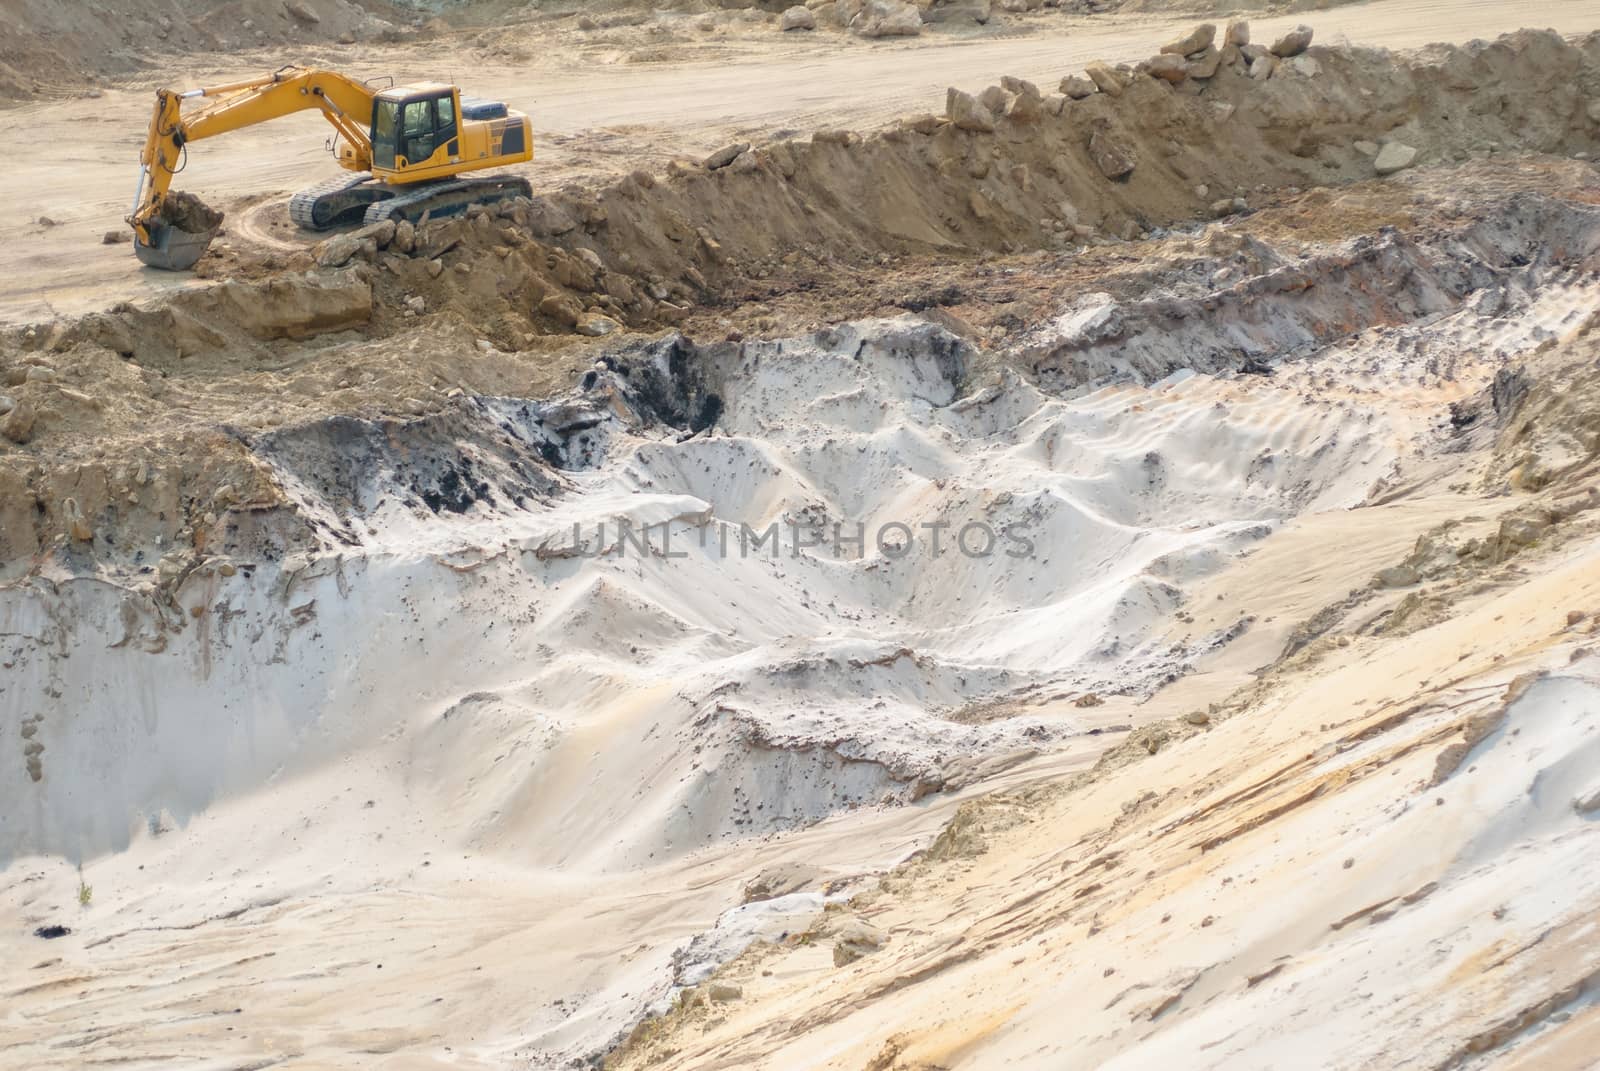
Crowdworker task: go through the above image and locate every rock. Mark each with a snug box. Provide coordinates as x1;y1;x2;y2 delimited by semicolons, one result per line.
1211;197;1246;217
0;395;12;416
425;258;444;278
708;982;743;1002
729;149;760;174
284;0;320;24
576;13;597;30
923;0;990;24
403;294;426;315
977;85;1010;113
1187;46;1221;79
1286;54;1321;77
1248;54;1277;81
1270;24;1313;58
854;0;922;37
1375;564;1420;588
1374;141;1418;174
1084;62;1126;97
1075;692;1104;707
576;312;621;337
1184;711;1211;726
946;88;995;132
704;142;750;170
101;230;128;245
63;498;93;543
780;5;816;30
832;919;885;966
1567;610;1588;627
1001;78;1043;121
1573;786;1600;815
1145;54;1188;84
1;399;36;443
337;30;356;44
313;232;369;268
902;113;944;134
1353;139;1379;156
1043;93;1067;117
392;219;416;254
354;218;397;248
1224;20;1248;47
1089;127;1136;180
1060;75;1098;99
1161;23;1215;56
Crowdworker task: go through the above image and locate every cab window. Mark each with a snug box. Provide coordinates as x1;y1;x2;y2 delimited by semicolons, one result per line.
402;99;436;162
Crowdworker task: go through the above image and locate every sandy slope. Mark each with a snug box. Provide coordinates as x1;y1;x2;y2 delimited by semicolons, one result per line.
7;0;1600;321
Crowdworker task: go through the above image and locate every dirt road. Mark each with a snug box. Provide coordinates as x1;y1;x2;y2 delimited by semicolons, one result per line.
5;0;1599;322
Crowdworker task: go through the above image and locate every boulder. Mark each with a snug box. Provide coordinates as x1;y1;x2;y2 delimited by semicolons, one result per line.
1060;75;1098;99
780;5;816;29
1187;46;1221;79
1248;53;1276;81
284;0;320;24
1224;20;1248;47
1160;23;1215;56
923;0;990;23
1005;90;1041;122
1270;24;1313;57
704;142;750;169
1084;61;1126;97
1088;126;1135;180
576;312;621;337
999;75;1039;98
854;0;922;37
1;399;36;443
1374;141;1418;174
312;232;370;268
946;87;996;132
977;84;1011;113
1145;54;1188;83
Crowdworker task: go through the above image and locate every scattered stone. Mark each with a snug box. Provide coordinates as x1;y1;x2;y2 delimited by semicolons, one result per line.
101;229;129;245
946;88;996;133
1248;54;1277;81
780;5;816;31
1004;82;1043;122
2;399;37;443
708;982;743;1002
1088;126;1136;180
1374;141;1419;174
1184;711;1211;726
392;219;416;254
1060;75;1097;99
425;258;444;279
924;0;991;24
37;216;57;228
704;142;750;170
1211;197;1247;217
1270;24;1313;58
1567;610;1587;627
977;84;1010;114
1224;20;1249;47
1161;23;1215;56
1573;786;1600;815
0;395;12;416
1354;139;1379;156
1075;692;1104;708
403;294;426;315
337;30;356;44
576;312;621;337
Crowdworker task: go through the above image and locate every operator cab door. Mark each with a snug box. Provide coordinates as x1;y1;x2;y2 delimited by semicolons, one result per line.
371;92;460;176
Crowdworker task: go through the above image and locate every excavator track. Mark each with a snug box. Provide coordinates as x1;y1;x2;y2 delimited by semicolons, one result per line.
288;172;393;231
360;175;533;226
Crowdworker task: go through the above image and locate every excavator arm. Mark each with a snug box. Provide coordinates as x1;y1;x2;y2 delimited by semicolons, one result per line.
130;66;377;268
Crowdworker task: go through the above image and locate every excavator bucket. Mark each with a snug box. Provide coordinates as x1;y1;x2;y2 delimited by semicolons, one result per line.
133;220;215;271
133;191;224;271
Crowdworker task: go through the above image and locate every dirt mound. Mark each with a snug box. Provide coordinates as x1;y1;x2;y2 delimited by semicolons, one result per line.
329;28;1600;349
0;0;411;99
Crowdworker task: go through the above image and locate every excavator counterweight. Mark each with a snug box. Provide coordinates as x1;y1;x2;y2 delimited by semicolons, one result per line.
129;66;534;270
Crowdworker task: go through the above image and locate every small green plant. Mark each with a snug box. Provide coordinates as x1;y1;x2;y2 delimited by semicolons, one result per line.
77;866;92;907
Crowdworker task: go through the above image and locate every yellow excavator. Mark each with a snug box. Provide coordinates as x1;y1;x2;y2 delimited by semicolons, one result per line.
130;65;534;270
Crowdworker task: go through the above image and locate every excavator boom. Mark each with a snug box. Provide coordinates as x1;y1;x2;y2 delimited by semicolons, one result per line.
129;65;533;271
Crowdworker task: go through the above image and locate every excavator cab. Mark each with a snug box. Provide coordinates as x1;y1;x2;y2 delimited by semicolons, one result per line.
371;88;460;173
